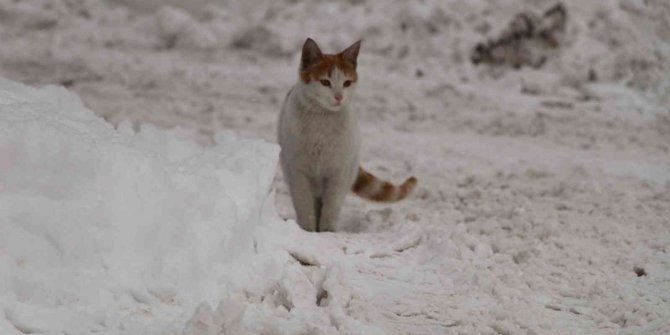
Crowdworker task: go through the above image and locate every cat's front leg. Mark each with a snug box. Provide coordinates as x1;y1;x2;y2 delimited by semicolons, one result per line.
318;174;349;232
286;171;318;231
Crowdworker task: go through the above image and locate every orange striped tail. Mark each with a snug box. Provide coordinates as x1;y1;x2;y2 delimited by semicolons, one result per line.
352;167;417;202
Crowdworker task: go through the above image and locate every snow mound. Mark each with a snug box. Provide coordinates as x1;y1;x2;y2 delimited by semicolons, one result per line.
0;78;280;333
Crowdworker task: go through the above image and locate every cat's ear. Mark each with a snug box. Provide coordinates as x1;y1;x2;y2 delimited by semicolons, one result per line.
341;40;362;68
301;38;323;70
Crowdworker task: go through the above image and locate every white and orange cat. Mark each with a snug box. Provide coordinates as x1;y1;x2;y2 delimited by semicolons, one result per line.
278;38;417;232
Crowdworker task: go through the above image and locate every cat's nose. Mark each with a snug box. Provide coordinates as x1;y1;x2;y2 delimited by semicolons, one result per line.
334;93;343;102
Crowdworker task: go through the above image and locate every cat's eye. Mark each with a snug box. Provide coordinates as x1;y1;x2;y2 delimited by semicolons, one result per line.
320;79;331;87
343;80;352;87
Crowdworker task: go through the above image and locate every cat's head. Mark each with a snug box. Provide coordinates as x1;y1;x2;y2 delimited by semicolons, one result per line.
298;38;361;111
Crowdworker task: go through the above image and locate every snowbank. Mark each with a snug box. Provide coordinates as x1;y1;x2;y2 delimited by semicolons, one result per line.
0;78;280;333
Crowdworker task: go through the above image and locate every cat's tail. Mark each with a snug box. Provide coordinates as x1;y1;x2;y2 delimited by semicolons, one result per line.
352;167;417;202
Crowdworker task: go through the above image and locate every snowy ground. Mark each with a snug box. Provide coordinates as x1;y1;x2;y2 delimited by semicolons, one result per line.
1;0;669;334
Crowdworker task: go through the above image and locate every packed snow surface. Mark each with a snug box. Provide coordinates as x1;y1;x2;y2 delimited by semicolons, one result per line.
1;0;669;334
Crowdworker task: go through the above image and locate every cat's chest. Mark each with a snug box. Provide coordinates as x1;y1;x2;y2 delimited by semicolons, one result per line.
299;116;348;155
291;111;356;161
300;115;345;137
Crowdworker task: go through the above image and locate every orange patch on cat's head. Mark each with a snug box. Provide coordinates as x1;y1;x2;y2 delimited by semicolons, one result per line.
299;38;361;84
300;54;358;84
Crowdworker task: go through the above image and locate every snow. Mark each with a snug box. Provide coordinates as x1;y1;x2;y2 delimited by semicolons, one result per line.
1;0;669;334
0;78;284;333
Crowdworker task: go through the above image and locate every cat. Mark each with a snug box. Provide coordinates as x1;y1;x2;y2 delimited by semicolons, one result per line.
278;38;417;232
